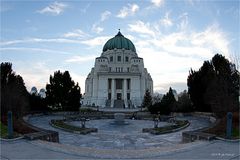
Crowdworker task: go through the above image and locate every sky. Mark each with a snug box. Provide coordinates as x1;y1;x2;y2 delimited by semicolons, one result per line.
1;0;239;94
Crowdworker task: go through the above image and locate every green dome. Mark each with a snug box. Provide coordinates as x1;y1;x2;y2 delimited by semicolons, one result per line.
103;31;136;52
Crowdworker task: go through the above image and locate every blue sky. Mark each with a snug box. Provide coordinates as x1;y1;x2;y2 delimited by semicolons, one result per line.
1;0;239;94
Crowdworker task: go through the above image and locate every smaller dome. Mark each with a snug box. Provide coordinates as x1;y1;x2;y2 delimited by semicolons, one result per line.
30;86;38;95
39;88;46;98
103;31;136;52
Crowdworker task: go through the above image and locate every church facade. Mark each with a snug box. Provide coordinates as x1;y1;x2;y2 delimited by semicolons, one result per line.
83;31;153;108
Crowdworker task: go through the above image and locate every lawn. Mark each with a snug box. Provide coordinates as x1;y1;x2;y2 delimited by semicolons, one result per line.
0;121;8;138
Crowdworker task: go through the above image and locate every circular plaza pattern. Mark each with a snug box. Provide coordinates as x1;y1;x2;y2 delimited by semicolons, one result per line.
28;115;211;149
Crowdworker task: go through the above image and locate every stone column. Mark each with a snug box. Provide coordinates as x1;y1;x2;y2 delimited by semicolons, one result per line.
123;79;128;108
111;79;115;108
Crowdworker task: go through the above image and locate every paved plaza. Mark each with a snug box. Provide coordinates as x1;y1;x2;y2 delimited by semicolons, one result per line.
27;115;211;149
1;115;239;159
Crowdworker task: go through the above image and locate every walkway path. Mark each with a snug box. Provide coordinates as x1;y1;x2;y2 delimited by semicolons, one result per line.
1;139;239;159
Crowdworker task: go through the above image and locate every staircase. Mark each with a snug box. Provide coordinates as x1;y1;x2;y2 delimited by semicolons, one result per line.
114;100;124;108
105;100;111;108
127;100;133;108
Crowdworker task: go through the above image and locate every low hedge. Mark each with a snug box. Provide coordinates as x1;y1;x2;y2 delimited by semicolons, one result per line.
143;120;189;135
50;119;97;135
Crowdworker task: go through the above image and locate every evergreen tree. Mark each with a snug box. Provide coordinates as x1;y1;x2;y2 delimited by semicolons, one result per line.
205;54;239;116
142;89;152;109
177;90;193;112
149;87;176;115
160;87;176;114
187;54;239;115
187;61;214;112
46;70;81;111
1;62;29;118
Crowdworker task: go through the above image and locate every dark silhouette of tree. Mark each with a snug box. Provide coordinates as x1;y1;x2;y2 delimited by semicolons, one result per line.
152;93;162;104
205;54;239;116
29;93;48;112
187;61;215;112
149;87;176;115
187;54;239;115
46;70;81;111
142;89;152;109
176;90;193;112
1;62;29;118
160;87;176;114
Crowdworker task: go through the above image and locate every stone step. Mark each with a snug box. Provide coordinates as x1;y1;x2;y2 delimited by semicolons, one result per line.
24;131;59;142
182;131;216;142
114;100;124;108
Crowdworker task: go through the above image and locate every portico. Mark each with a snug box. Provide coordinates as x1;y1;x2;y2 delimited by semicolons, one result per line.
108;78;130;108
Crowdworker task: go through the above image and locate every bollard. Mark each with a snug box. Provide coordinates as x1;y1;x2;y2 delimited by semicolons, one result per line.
7;111;13;139
80;118;86;128
154;118;159;128
226;112;233;139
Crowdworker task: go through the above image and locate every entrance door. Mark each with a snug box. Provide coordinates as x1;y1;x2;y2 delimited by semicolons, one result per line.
117;93;122;100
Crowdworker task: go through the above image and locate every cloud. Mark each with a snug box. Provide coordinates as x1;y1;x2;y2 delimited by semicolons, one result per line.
154;82;187;93
151;0;164;7
65;55;96;63
14;61;87;93
92;24;104;34
101;11;111;21
178;12;189;30
0;36;112;49
190;24;230;57
137;24;229;59
0;47;71;55
63;29;89;39
37;1;68;15
185;0;201;6
0;38;82;46
90;10;110;34
80;3;91;14
128;20;155;37
128;21;231;93
13;62;54;91
81;36;111;47
136;48;204;93
160;12;173;27
69;73;87;93
117;3;139;18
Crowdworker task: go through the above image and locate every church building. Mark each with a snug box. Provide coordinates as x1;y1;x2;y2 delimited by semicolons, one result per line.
83;31;153;108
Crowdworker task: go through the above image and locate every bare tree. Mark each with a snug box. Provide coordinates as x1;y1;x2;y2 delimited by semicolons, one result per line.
230;52;239;71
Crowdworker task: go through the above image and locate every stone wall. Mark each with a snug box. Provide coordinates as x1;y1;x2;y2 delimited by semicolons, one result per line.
181;112;218;143
22;114;59;142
